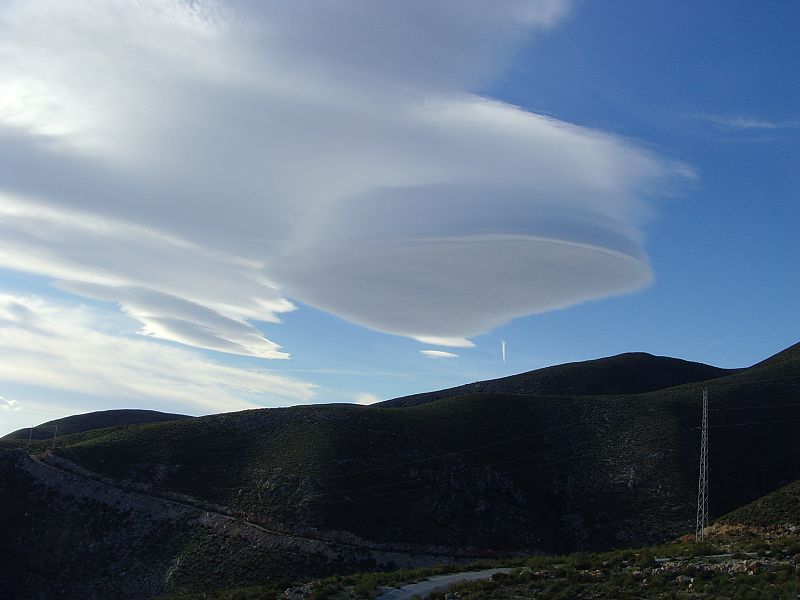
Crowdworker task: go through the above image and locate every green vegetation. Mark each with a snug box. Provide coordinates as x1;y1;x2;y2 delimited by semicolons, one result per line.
155;586;284;600
433;551;800;600
156;563;494;600
164;537;800;599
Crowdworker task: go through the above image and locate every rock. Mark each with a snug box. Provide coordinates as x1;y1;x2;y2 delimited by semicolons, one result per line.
744;560;762;575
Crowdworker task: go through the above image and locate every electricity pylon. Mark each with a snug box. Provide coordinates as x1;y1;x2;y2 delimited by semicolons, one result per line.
695;388;709;541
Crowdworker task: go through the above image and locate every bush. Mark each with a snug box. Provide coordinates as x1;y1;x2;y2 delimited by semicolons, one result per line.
352;579;376;598
566;552;592;570
307;582;341;600
636;550;657;568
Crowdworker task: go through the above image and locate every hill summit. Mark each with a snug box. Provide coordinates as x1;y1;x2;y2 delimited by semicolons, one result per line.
381;351;739;407
3;409;192;441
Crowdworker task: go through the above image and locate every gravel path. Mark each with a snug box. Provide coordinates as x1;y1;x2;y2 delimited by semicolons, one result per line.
375;568;514;600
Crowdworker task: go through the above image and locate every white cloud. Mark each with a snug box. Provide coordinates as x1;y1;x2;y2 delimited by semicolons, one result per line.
0;395;22;411
0;194;293;359
0;0;688;356
415;336;476;349
694;113;798;131
420;350;459;359
0;294;315;413
354;392;380;406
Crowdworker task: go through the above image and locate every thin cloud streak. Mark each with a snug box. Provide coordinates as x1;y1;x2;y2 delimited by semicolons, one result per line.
694;113;799;131
421;350;459;359
0;294;316;413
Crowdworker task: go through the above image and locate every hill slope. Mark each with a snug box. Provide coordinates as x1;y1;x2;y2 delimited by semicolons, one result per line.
717;478;800;529
2;409;193;441
2;341;799;598
14;346;800;552
0;448;449;599
381;352;739;408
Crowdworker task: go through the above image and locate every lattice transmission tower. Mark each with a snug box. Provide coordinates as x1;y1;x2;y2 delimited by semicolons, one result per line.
695;388;709;541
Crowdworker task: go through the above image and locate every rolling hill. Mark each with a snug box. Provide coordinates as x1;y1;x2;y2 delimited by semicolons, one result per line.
1;342;799;598
380;352;740;407
2;408;193;441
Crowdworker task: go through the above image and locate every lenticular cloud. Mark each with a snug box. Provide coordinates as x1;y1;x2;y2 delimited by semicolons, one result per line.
0;0;685;355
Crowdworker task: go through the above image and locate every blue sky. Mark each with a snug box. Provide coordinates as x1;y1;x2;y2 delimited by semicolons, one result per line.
0;1;797;435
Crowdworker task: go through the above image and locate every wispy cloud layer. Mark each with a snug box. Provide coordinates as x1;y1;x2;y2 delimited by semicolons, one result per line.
0;0;686;362
0;195;293;358
0;294;315;413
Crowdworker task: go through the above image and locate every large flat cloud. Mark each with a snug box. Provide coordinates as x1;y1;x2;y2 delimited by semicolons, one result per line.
0;0;688;357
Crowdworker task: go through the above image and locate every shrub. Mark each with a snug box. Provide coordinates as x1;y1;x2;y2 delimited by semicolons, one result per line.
636;550;657;569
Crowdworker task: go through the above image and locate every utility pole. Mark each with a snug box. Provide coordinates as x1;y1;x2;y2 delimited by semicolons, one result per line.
27;426;33;450
51;423;58;451
695;388;709;542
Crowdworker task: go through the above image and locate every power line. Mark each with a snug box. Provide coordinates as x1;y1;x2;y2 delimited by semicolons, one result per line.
711;401;800;412
52;400;702;500
328;377;800;483
306;438;606;501
310;412;704;503
48;409;800;508
709;417;800;429
306;408;707;502
319;402;639;483
344;450;603;502
44;396;800;505
337;418;698;503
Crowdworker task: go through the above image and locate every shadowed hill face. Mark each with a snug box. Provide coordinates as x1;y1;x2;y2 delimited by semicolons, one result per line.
381;352;740;408
2;409;193;441
718;479;800;528
19;344;800;556
752;341;800;367
741;341;800;380
2;342;800;597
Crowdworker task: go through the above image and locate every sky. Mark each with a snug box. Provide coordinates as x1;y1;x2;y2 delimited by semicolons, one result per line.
0;0;798;435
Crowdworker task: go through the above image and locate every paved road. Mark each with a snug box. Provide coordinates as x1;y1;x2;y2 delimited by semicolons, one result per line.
376;568;514;600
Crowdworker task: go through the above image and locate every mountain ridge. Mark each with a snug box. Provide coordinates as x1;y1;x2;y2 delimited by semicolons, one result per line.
380;351;740;408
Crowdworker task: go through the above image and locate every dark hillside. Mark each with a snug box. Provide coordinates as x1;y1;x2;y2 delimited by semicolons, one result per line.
3;409;193;441
736;341;800;380
3;341;799;597
717;478;800;528
751;341;800;367
30;352;800;554
0;448;446;599
382;352;739;407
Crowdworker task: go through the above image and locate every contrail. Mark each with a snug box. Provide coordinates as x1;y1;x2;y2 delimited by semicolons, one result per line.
501;340;507;364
